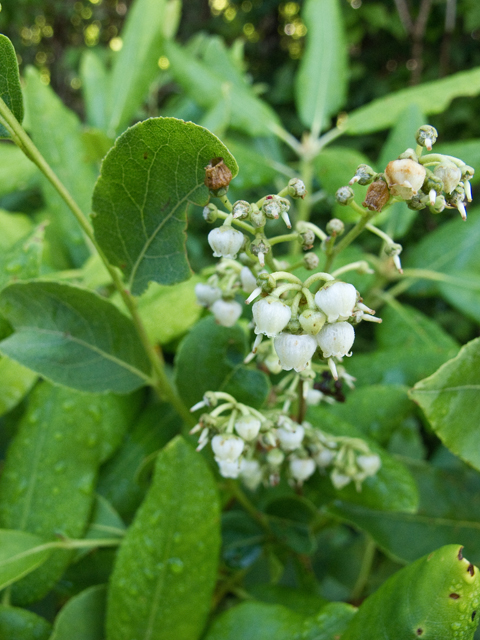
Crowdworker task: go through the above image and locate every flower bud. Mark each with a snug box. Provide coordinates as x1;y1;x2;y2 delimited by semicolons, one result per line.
349;164;376;186
362;179;390;212
357;453;381;476
335;186;355;205
407;193;428;211
264;351;283;374
204;157;233;194
434;161;462;194
277;423;305;451
315;448;335;467
273;333;317;372
195;283;222;307
303;252;319;270
316;322;355;358
211;299;243;327
298;229;315;250
429;194;446;214
326;218;345;236
240;266;257;293
208;225;245;259
314;281;357;323
217;459;243;478
249;204;266;228
203;203;218;223
250;237;271;267
232;200;250;219
211;434;244;461
267;448;285;466
289;457;316;482
305;389;324;406
262;195;282;219
252;296;292;337
330;469;351;490
415;125;438;151
299;309;326;335
385;159;426;199
235;415;262;441
240;459;263;490
288;177;306;199
384;242;402;258
446;184;467;220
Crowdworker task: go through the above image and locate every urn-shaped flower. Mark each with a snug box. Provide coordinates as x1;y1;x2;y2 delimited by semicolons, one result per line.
211;299;242;327
316;322;355;358
252;297;292;337
208;225;244;259
273;333;317;372
314;282;357;323
385;159;426;199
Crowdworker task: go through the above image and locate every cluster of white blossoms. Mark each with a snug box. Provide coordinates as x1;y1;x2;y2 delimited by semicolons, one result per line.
190;392;381;490
246;272;381;380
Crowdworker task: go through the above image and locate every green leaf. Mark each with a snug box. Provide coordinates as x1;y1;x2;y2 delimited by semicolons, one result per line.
0;356;37;418
434;139;480;184
0;144;38;198
329;461;480;565
0;224;44;292
248;584;327;616
410;338;480;471
50;585;107;640
107;0;181;135
0;382;129;603
204;601;356;640
92;117;238;295
165;41;281;137
223;138;281;190
81;496;125;548
306;410;419;513
24;67;97;266
0;530;52;591
80;51;109;131
0;281;150;394
0;35;24;137
106;436;221;640
175;316;270;410
265;496;318;555
341;545;480;639
0;604;51;640
137;276;203;345
97;403;181;520
0;209;33;249
344;66;480;134
295;0;347;133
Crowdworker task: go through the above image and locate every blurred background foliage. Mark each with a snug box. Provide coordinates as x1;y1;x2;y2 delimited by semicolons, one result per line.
2;0;480;145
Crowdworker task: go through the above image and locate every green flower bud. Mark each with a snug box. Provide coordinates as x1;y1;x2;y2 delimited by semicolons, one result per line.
250;236;271;267
232;200;250;220
429;194;446;214
384;242;402;258
349;164;376;186
202;203;218;223
415;124;438;150
299;309;326;335
249;203;266;228
335;186;355;205
326;218;345;236
262;194;282;219
407;193;428;211
303;252;320;270
398;148;419;162
287;178;307;199
298;229;315;250
446;184;468;220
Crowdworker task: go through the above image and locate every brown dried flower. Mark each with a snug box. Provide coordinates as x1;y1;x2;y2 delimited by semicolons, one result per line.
362;180;390;212
204;157;232;192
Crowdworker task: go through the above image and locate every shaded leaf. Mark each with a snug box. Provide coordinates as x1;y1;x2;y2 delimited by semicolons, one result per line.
106;436;221;640
0;530;51;591
0;604;51;640
50;585;107;640
296;0;347;133
175;316;270;410
92;117;238;295
0;144;38;197
0;281;150;394
0;224;44;292
248;584;327;616
410;338;480;471
222;510;264;570
344;66;480;134
341;545;480;639
0;356;37;418
0;35;24;137
80;51;109;131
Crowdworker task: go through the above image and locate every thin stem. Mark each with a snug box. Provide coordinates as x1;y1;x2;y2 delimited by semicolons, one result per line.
332;260;372;279
326;211;377;270
303;272;335;288
268;122;303;156
216;210;256;235
219;194;233;212
317;126;344;151
351;536;376;601
365;223;393;244
226;480;271;534
269;233;300;246
0;97;193;427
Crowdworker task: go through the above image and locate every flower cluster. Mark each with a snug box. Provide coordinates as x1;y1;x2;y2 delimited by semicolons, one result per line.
246;271;381;380
347;126;474;220
190;392;381;490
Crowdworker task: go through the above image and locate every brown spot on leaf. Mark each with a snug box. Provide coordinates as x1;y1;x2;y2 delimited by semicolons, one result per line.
472;611;477;621
458;547;464;560
143;152;148;159
449;593;460;599
468;563;475;576
416;629;423;636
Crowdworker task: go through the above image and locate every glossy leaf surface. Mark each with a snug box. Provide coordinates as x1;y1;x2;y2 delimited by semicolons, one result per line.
50;585;107;640
410;338;480;470
106;436;221;640
92;117;238;295
0;604;51;640
0;530;51;591
0;35;24;137
175;316;270;410
0;281;150;393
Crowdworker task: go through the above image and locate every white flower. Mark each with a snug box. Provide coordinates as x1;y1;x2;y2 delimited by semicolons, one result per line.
240;267;257;293
252;297;292;337
195;283;222;307
235;415;261;441
240;459;263;490
289;457;316;482
273;333;317;372
316;322;355;358
315;448;336;468
331;469;351;490
208;226;244;259
211;299;242;327
314;282;357;323
434;161;462;194
217;458;243;478
357;453;381;476
277;424;305;451
385;159;426;198
211;434;244;461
